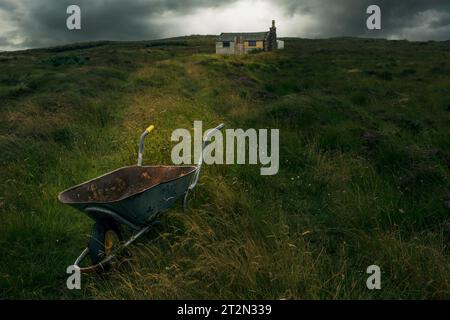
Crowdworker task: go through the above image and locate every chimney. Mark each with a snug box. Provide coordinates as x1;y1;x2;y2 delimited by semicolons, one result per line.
268;20;277;51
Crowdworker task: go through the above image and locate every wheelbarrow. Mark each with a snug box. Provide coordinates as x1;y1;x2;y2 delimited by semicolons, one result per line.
58;123;225;272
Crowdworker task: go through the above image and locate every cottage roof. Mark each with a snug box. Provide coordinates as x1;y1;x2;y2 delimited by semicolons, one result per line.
218;32;269;42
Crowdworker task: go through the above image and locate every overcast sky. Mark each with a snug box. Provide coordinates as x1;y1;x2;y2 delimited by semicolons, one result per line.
0;0;449;51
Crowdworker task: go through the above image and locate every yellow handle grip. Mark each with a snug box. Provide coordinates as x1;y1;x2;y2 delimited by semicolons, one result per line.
146;125;155;133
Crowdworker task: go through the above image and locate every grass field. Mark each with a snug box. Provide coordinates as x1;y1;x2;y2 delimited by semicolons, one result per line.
0;36;449;299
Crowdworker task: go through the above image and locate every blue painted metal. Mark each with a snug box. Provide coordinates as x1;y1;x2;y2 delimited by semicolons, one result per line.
58;123;224;271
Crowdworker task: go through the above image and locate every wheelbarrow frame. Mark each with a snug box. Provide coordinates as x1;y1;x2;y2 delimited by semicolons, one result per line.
59;123;225;272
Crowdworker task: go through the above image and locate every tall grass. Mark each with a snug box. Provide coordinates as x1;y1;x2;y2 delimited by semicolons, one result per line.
0;37;449;299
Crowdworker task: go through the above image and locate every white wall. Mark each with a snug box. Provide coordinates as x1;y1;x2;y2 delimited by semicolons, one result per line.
216;41;235;54
277;40;284;49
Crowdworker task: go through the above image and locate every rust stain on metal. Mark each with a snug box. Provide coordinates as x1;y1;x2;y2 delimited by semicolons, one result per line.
61;166;195;203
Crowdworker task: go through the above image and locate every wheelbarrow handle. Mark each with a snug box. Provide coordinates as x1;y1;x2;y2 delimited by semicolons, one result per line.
137;125;155;166
137;122;224;188
189;123;225;190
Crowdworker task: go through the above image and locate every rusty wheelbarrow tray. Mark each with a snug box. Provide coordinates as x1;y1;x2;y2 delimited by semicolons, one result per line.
58;123;224;272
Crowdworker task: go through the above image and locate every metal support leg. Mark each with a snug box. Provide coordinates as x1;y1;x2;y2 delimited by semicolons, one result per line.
182;191;189;212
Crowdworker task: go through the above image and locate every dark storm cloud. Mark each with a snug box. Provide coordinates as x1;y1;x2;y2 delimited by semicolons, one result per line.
0;0;449;50
0;0;237;49
429;12;450;28
278;0;450;40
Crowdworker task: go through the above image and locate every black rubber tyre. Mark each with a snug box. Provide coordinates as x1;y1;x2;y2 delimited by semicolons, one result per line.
88;220;123;267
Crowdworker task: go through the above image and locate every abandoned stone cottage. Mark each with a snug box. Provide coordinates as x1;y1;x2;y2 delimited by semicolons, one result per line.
216;20;283;54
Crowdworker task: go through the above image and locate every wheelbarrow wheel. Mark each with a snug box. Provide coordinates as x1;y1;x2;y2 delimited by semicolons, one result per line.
88;220;123;268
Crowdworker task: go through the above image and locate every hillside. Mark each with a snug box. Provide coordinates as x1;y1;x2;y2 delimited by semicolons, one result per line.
0;36;449;299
